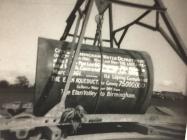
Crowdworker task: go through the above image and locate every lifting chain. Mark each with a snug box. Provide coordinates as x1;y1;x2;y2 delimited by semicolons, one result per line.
94;14;104;46
93;14;104;113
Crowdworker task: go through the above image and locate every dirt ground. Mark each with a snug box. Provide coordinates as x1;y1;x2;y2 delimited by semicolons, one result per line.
0;89;186;140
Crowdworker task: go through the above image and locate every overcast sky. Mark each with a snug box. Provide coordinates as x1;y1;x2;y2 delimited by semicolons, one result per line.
0;0;186;94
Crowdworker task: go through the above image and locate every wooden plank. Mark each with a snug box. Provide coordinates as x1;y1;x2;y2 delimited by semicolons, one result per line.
125;123;158;135
0;114;186;131
86;114;186;125
65;132;176;140
155;106;178;116
150;124;186;133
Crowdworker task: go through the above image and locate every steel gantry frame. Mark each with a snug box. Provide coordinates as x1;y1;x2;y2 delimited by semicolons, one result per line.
61;0;187;64
34;0;187;118
33;0;187;121
41;0;187;119
44;0;187;117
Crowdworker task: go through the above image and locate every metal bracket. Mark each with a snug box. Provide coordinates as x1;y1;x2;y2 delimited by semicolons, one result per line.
93;0;187;64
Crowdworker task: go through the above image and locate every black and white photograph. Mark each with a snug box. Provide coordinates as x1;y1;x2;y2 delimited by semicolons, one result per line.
0;0;187;139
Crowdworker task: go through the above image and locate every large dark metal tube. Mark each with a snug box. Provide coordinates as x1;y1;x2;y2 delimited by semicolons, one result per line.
34;38;153;116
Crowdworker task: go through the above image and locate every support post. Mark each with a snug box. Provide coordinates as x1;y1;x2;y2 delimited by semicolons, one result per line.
60;0;85;41
155;0;187;65
108;4;114;48
46;0;94;118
